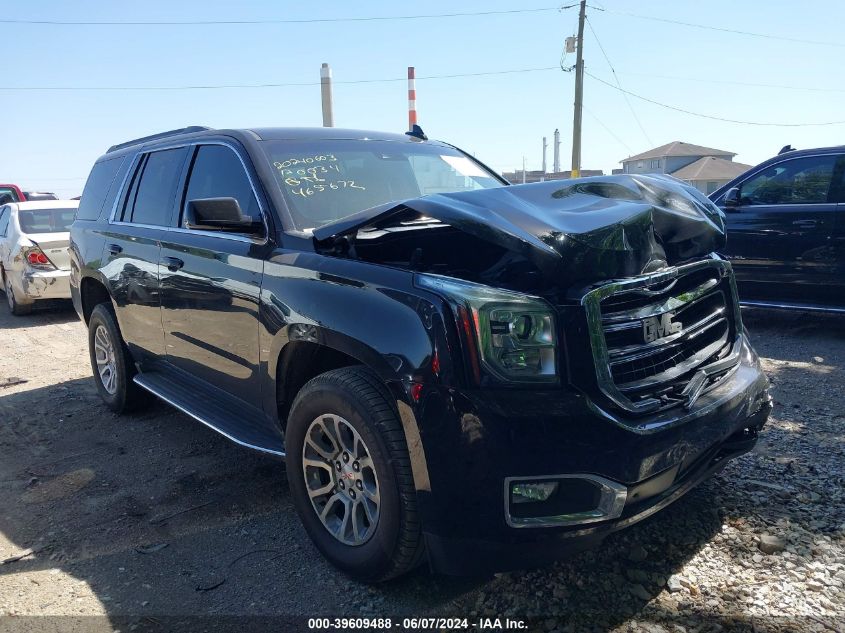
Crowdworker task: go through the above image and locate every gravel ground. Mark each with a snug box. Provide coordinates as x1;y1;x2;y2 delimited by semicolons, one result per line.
0;300;843;632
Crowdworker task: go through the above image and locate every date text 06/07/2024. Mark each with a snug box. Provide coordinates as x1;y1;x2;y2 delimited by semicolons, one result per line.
307;617;528;630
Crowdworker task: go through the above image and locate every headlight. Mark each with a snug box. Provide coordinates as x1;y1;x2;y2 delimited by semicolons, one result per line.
415;274;557;383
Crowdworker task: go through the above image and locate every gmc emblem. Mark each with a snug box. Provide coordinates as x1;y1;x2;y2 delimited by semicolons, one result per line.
643;312;682;343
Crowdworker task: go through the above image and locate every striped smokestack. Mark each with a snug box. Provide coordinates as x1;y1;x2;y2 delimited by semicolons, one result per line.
408;66;417;130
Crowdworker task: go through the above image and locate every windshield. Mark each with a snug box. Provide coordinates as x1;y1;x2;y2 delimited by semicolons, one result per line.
260;139;503;231
17;208;76;233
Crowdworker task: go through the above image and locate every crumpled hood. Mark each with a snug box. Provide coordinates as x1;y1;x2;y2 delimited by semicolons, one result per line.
314;174;726;286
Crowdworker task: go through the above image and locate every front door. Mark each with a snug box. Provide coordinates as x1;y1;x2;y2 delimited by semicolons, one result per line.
159;143;270;406
721;153;843;305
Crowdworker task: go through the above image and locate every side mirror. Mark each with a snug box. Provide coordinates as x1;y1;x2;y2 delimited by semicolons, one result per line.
723;187;741;209
185;197;263;235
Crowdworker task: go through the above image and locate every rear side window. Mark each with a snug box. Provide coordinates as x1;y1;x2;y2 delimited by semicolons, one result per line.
739;155;838;205
0;207;9;236
181;145;262;228
121;147;188;226
17;208;76;234
77;157;124;221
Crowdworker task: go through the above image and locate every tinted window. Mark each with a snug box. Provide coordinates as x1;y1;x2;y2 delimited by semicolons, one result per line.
0;207;9;236
182;145;261;228
0;188;20;204
23;192;58;201
124;147;188;226
17;208;76;233
77;157;124;221
740;155;837;205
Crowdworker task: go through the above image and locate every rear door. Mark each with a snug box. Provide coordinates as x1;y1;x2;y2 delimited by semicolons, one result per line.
720;153;842;305
102;147;190;360
829;158;845;309
159;142;269;405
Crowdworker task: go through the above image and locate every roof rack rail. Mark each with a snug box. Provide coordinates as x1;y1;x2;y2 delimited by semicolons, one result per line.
107;126;212;153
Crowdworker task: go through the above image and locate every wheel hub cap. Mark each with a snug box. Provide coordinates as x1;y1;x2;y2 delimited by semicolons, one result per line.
93;325;118;395
302;414;380;546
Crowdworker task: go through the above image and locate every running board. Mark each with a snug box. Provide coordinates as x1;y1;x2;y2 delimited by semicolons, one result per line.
133;372;285;457
740;300;845;315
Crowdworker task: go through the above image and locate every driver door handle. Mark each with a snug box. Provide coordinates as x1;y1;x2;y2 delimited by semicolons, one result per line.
161;256;184;272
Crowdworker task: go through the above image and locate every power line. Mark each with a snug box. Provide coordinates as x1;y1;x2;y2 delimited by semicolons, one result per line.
7;66;560;91
586;71;845;127
587;5;845;48
585;15;652;146
613;70;845;94
583;105;634;154
0;7;561;26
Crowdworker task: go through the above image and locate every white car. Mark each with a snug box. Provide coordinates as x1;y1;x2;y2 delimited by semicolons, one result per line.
0;200;78;315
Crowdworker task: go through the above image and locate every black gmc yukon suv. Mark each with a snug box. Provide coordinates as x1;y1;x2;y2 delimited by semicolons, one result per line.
70;126;771;581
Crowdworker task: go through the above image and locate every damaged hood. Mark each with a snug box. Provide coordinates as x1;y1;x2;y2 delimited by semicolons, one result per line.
314;174;726;285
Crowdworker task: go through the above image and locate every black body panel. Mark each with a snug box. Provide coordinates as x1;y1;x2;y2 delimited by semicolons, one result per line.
70;126;772;574
711;146;845;310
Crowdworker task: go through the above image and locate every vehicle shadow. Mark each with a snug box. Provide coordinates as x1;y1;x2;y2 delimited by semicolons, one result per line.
1;309;842;631
0;298;78;329
0;376;482;625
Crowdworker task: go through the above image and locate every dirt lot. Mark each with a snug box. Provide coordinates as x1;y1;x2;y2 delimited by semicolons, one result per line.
0;301;843;632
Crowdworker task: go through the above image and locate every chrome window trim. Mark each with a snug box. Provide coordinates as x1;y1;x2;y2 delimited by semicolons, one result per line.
504;473;628;528
107;140;271;245
581;257;743;416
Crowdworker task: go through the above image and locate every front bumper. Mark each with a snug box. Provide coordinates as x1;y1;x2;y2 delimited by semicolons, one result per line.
407;334;770;575
17;269;71;301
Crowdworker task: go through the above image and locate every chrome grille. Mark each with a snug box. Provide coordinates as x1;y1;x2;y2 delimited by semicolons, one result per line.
582;259;742;415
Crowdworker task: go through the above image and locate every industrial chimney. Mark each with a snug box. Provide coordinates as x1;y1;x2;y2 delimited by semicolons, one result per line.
320;63;334;127
407;67;417;131
553;128;561;173
542;137;548;175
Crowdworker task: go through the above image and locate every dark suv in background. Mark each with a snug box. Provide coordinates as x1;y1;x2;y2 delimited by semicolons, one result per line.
70;126;771;581
711;145;845;313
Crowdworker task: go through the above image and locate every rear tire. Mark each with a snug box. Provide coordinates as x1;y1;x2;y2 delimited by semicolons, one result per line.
88;303;147;413
286;366;425;582
4;274;33;316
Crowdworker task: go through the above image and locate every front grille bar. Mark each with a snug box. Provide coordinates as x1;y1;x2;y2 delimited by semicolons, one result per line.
607;298;726;362
580;257;743;415
601;277;720;324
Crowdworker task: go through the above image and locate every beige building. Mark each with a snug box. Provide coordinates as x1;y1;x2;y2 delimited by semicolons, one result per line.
620;141;752;194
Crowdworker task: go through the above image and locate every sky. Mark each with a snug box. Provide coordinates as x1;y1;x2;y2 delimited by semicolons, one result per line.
3;0;844;198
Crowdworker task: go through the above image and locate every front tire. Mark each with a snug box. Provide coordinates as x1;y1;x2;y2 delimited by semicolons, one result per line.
88;303;147;413
286;367;424;582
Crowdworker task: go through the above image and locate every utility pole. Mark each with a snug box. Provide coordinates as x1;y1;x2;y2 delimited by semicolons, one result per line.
320;63;334;127
522;156;526;184
570;0;586;178
553;128;560;173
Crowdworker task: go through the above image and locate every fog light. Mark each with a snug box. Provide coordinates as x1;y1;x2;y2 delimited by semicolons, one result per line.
511;481;558;504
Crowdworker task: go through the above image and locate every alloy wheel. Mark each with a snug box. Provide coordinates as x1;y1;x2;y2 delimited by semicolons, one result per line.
93;325;118;395
302;414;380;546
